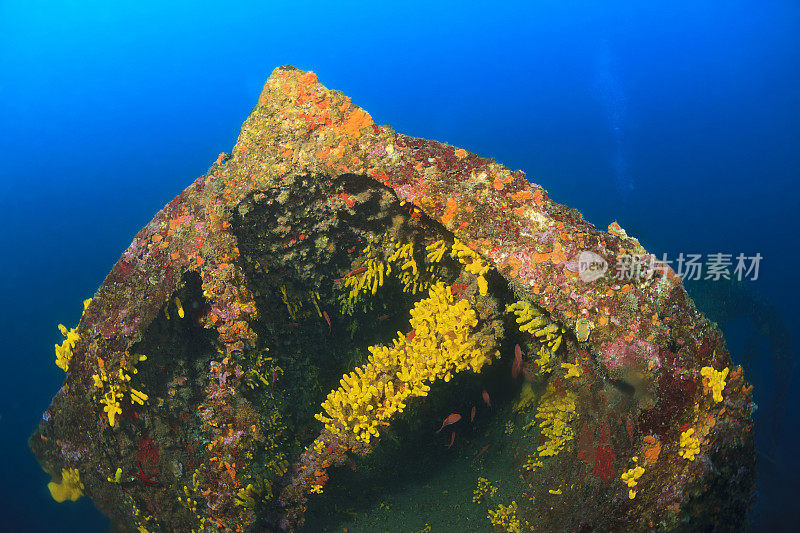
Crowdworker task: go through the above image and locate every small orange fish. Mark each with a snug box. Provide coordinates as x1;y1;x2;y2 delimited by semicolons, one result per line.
377;314;391;321
481;389;491;408
448;432;455;449
435;413;462;433
334;266;368;282
512;344;523;379
473;444;490;461
323;310;331;334
470;406;476;423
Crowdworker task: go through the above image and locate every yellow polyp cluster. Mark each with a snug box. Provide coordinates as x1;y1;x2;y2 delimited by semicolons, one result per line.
316;282;496;444
338;235;451;315
451;239;491;296
561;362;581;378
48;468;84;503
425;239;448;264
94;372;122;426
514;382;537;413
55;324;79;372
310;290;322;317
107;467;123;483
523;455;543;472
279;285;302;320
277;285;323;320
174;297;185;318
54;298;91;371
473;477;498;503
533;346;554;373
313;439;326;455
178;470;207;529
235;484;259;508
487;501;523;533
621;458;645;499
387;238;420;291
242;348;281;390
506;300;565;353
389;236;445;295
535;382;578;457
339;244;389;314
92;353;148;426
180;470;204;519
679;428;701;461
700;366;729;403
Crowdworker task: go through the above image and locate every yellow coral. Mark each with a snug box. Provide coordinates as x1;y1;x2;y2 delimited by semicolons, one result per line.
174;297;185;319
235;484;259;507
679;428;701;461
532;346;553;374
700;366;729;403
425;239;448;264
339;236;450;315
506;300;565;353
488;501;523;533
535;382;577;457
107;467;122;483
92;352;148;426
316;282;496;444
279;285;303;320
473;477;499;503
48;468;84;503
451;239;491;296
523;455;543;472
621;460;645;499
561;362;581;378
54;298;91;371
513;382;537;413
338;244;389;314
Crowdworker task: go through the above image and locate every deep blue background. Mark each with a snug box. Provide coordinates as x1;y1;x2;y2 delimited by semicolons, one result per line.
1;1;797;530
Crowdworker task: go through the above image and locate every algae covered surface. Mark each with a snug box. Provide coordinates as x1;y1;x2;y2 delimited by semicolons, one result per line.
31;67;755;532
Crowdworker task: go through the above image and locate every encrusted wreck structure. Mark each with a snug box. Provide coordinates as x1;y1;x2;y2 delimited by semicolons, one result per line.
32;66;755;532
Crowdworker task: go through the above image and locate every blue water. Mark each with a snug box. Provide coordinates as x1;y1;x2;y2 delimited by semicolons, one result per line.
2;1;798;530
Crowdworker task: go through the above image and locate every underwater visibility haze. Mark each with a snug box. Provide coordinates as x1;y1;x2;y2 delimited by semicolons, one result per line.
1;1;799;531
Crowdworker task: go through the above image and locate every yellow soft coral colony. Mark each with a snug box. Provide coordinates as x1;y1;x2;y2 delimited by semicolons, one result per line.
700;366;729;403
48;468;84;503
316;282;496;444
506;300;565;355
678;428;701;461
339;243;390;315
535;382;578;457
487;501;523;533
451;239;492;296
620;457;645;499
92;352;149;426
54;298;92;371
387;236;426;295
340;237;450;315
473;477;499;503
